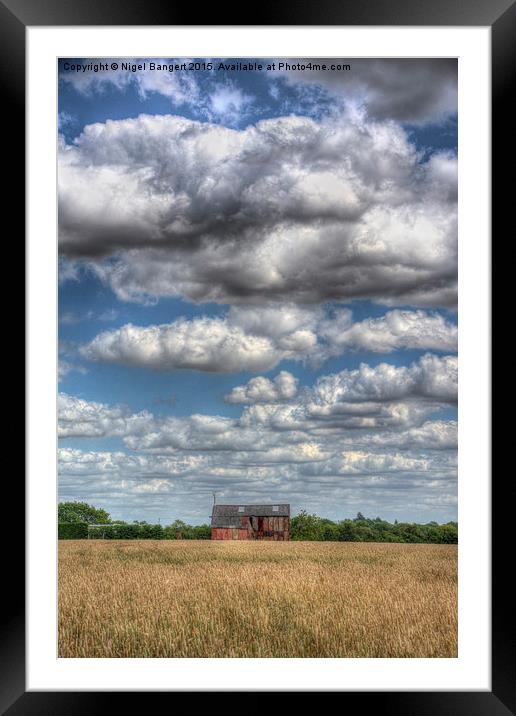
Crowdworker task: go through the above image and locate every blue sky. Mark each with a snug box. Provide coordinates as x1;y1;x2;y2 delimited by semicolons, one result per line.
58;58;458;524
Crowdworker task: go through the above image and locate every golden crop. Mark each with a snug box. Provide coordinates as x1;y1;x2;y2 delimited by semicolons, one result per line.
59;540;457;658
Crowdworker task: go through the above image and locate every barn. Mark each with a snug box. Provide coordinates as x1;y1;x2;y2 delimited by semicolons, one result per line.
211;504;290;541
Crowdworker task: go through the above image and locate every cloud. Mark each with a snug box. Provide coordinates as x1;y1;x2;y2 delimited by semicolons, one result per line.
59;308;118;325
58;446;205;477
58;111;76;129
314;450;431;475
60;58;201;107
318;308;457;355
57;61;458;524
59;60;255;129
80;305;457;373
225;371;299;404
58;439;457;523
58;352;457;521
278;59;457;124
307;353;458;406
58;393;154;438
60;355;456;454
121;416;255;454
58;361;88;382
240;399;436;434
81;315;298;373
353;421;457;450
58;257;81;283
208;83;253;124
60;59;456;126
59;113;457;308
238;354;457;433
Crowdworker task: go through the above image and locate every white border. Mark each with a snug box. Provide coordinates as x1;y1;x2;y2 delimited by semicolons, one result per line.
27;26;490;691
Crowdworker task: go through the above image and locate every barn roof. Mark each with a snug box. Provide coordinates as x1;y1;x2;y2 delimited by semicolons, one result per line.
211;504;290;528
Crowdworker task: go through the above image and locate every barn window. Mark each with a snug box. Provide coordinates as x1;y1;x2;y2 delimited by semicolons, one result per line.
272;505;279;512
238;506;245;512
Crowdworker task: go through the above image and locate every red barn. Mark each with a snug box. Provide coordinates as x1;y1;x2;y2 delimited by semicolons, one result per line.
211;504;290;541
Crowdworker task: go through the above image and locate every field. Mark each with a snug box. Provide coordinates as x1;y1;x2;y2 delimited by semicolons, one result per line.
58;540;457;658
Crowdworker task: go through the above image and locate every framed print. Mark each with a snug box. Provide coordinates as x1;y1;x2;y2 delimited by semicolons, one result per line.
7;0;507;709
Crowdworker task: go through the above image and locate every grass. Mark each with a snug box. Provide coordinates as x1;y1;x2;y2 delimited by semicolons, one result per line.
58;540;457;658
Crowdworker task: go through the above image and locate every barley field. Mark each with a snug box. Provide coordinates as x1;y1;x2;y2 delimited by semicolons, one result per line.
58;540;457;658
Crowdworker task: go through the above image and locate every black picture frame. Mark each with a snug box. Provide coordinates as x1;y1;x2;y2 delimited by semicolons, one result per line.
7;0;505;709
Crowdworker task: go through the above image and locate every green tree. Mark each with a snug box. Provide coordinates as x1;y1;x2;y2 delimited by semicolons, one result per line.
336;520;357;541
58;501;110;524
191;524;211;539
320;519;339;541
438;522;458;544
57;504;458;544
58;523;88;539
290;511;326;540
165;519;193;539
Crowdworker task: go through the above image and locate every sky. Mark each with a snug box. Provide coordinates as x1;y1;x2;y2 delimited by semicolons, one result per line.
58;58;458;525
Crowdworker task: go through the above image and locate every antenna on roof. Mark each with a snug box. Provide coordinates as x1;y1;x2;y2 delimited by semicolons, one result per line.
210;491;220;521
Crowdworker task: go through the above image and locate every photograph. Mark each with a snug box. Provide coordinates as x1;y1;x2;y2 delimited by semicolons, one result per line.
56;56;459;659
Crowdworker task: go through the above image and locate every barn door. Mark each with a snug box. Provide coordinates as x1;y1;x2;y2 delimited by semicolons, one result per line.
250;516;259;538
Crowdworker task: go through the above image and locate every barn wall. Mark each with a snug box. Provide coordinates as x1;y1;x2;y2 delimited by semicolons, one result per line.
211;528;250;540
255;516;290;540
211;518;290;541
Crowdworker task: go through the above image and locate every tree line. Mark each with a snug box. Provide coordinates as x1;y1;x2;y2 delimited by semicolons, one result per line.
58;502;458;543
290;510;457;543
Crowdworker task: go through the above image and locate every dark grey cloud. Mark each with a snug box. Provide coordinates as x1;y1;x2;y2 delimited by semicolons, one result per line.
60;58;456;126
279;59;458;124
59;113;457;307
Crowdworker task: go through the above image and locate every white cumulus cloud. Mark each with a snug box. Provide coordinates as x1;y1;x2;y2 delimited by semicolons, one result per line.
58;393;154;438
80;306;457;373
225;371;299;404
